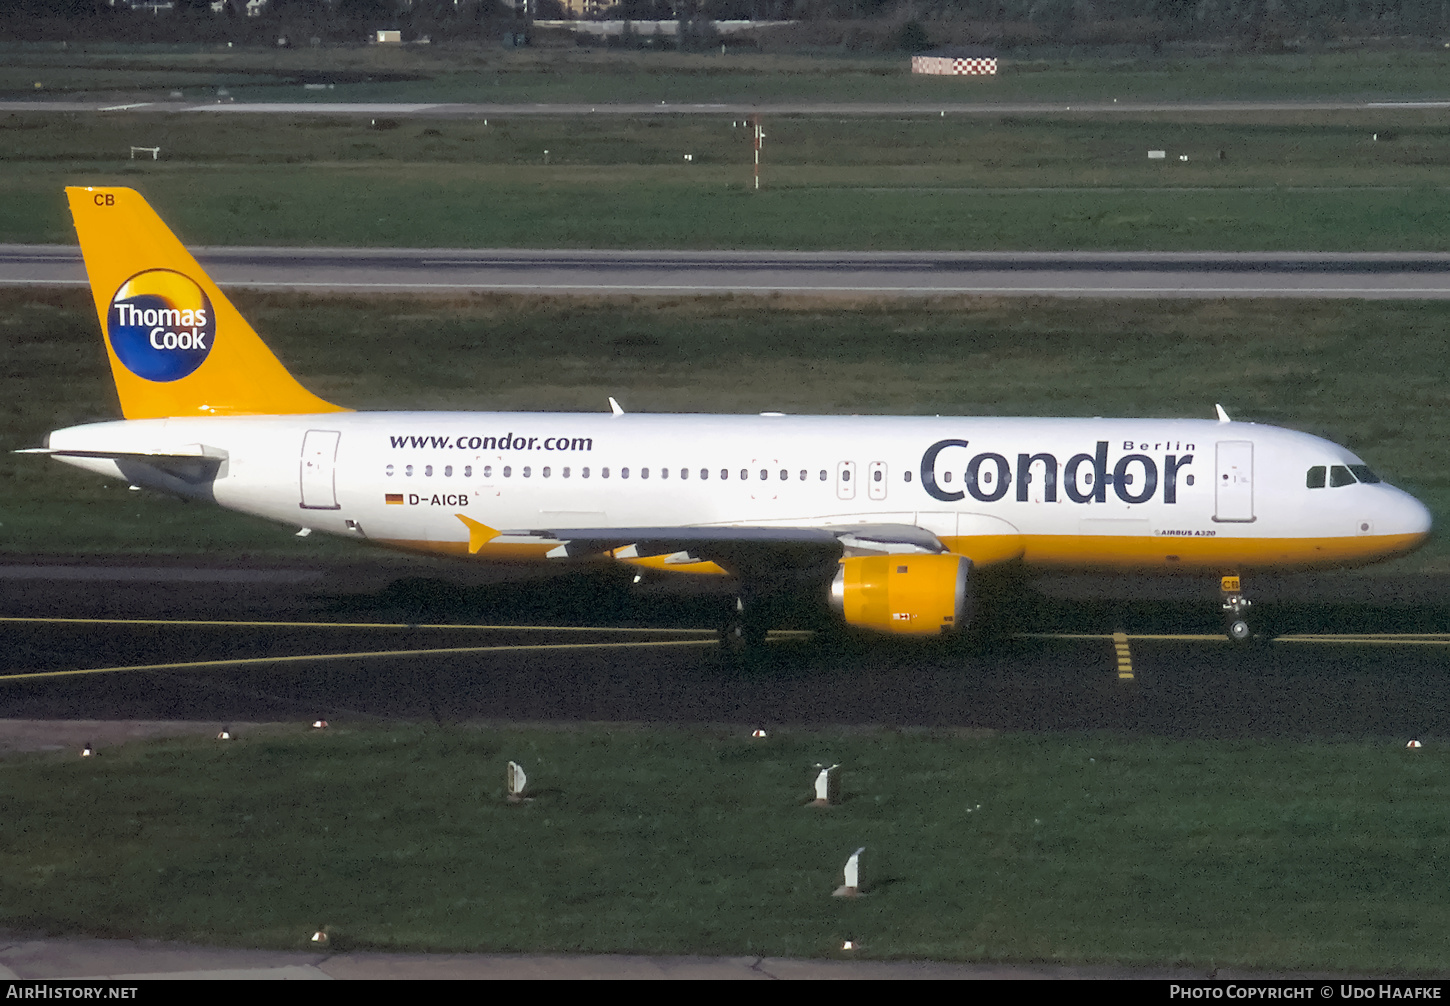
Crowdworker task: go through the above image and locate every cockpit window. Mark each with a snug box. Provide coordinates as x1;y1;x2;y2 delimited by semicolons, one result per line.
1348;464;1381;484
1330;465;1356;487
1306;466;1326;489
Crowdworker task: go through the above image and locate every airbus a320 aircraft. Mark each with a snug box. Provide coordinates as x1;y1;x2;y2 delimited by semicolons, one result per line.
27;187;1433;647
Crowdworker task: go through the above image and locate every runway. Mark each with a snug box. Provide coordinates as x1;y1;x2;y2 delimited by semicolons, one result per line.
9;244;1450;298
4;98;1448;118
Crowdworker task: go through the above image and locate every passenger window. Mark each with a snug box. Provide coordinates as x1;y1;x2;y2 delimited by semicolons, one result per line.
444;465;453;477
1348;465;1381;484
661;468;668;479
503;466;511;478
701;469;709;480
741;469;748;480
779;469;787;481
1330;465;1355;487
542;466;550;478
873;469;882;483
760;470;767;480
386;464;395;476
424;465;433;477
602;468;610;478
680;468;688;479
622;468;630;479
641;468;649;479
819;470;827;481
563;467;570;478
464;465;472;478
721;470;728;480
582;467;590;478
405;465;414;477
522;466;531;478
799;470;806;480
904;471;912;483
1306;466;1326;489
482;465;491;478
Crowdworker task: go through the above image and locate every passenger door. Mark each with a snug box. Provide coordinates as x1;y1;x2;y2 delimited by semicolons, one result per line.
1213;440;1254;522
300;429;341;510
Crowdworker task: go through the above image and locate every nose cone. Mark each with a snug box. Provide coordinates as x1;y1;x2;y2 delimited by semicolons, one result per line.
1385;486;1433;554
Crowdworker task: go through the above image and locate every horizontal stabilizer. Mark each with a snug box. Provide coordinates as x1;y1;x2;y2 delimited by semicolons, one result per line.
15;444;227;461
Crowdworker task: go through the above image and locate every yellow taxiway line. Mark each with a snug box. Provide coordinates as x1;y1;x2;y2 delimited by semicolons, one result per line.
1021;632;1450;644
0;616;716;633
0;638;721;683
6;616;1447;647
1017;632;1230;642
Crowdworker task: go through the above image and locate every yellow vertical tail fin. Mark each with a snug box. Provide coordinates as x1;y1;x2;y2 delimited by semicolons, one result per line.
65;186;346;419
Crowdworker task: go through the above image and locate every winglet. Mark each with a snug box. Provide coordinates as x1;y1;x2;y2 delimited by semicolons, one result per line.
66;186;346;419
608;396;624;416
1215;403;1231;423
455;514;500;554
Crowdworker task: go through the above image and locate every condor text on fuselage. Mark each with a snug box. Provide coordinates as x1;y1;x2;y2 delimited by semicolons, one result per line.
919;438;1195;505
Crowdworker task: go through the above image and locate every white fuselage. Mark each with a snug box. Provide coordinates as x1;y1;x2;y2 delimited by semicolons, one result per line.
45;411;1432;574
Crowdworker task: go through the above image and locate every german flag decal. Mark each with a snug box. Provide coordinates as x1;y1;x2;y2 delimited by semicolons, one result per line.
385;493;404;505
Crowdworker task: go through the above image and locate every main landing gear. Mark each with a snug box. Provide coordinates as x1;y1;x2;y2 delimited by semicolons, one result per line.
1220;574;1255;643
720;596;769;658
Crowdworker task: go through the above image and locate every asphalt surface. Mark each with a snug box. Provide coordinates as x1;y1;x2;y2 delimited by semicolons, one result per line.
11;244;1450;298
3;556;1450;737
0;935;1289;980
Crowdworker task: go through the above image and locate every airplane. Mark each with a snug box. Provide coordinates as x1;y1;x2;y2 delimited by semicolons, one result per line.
23;186;1434;650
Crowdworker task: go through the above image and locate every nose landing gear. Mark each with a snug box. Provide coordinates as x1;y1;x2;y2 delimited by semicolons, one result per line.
1221;574;1254;643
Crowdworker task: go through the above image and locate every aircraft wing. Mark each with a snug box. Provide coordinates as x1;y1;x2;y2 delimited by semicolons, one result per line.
471;519;950;581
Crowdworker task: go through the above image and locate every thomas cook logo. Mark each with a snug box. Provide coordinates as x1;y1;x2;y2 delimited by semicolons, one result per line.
107;269;215;382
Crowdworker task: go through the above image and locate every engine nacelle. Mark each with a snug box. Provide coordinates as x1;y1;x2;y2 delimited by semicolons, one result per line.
829;553;971;636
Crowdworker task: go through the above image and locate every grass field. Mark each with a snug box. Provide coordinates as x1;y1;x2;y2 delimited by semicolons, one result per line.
5;109;1450;250
3;289;1446;572
8;44;1450;105
1;721;1446;972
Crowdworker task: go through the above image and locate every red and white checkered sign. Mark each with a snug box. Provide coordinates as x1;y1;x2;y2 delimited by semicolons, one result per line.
911;56;998;76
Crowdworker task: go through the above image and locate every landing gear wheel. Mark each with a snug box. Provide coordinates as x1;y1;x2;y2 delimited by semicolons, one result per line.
1227;618;1252;643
